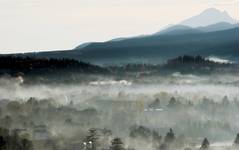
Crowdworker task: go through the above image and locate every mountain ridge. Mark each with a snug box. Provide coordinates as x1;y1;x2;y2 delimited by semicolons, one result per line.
180;8;238;27
2;8;239;65
154;22;239;36
12;27;238;65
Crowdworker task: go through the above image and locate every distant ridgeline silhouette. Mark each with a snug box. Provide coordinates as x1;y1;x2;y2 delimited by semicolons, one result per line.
0;55;235;78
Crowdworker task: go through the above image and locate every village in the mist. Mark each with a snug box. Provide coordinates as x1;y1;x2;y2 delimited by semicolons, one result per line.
0;1;239;150
0;59;239;150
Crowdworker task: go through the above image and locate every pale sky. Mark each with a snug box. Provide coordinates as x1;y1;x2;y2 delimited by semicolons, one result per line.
0;0;238;54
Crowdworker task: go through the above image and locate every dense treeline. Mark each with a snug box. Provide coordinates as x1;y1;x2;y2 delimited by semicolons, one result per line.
108;55;235;75
0;55;237;84
0;56;108;76
166;55;221;65
0;55;236;76
161;55;235;74
164;55;230;68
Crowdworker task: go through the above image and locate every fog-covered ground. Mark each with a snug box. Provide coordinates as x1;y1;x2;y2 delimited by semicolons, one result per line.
0;73;239;150
1;73;239;102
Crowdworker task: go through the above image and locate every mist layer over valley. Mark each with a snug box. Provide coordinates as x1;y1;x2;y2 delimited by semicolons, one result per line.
1;67;239;150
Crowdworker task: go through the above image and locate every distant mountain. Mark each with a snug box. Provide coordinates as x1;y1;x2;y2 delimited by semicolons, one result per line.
197;22;239;32
16;27;239;65
155;25;203;35
156;22;239;36
94;8;239;44
73;27;239;64
180;8;238;27
75;42;92;49
108;34;149;42
4;8;239;65
154;8;239;36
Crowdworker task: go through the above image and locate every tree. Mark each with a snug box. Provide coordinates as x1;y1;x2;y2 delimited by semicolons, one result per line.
129;125;152;139
164;128;175;143
222;96;230;106
234;134;239;145
168;97;177;107
110;138;125;150
200;138;209;149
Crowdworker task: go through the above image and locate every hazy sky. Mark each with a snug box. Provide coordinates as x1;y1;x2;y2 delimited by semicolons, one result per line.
0;0;239;53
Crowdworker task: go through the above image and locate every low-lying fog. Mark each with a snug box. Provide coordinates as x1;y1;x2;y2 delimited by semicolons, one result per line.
1;74;239;102
0;73;239;150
